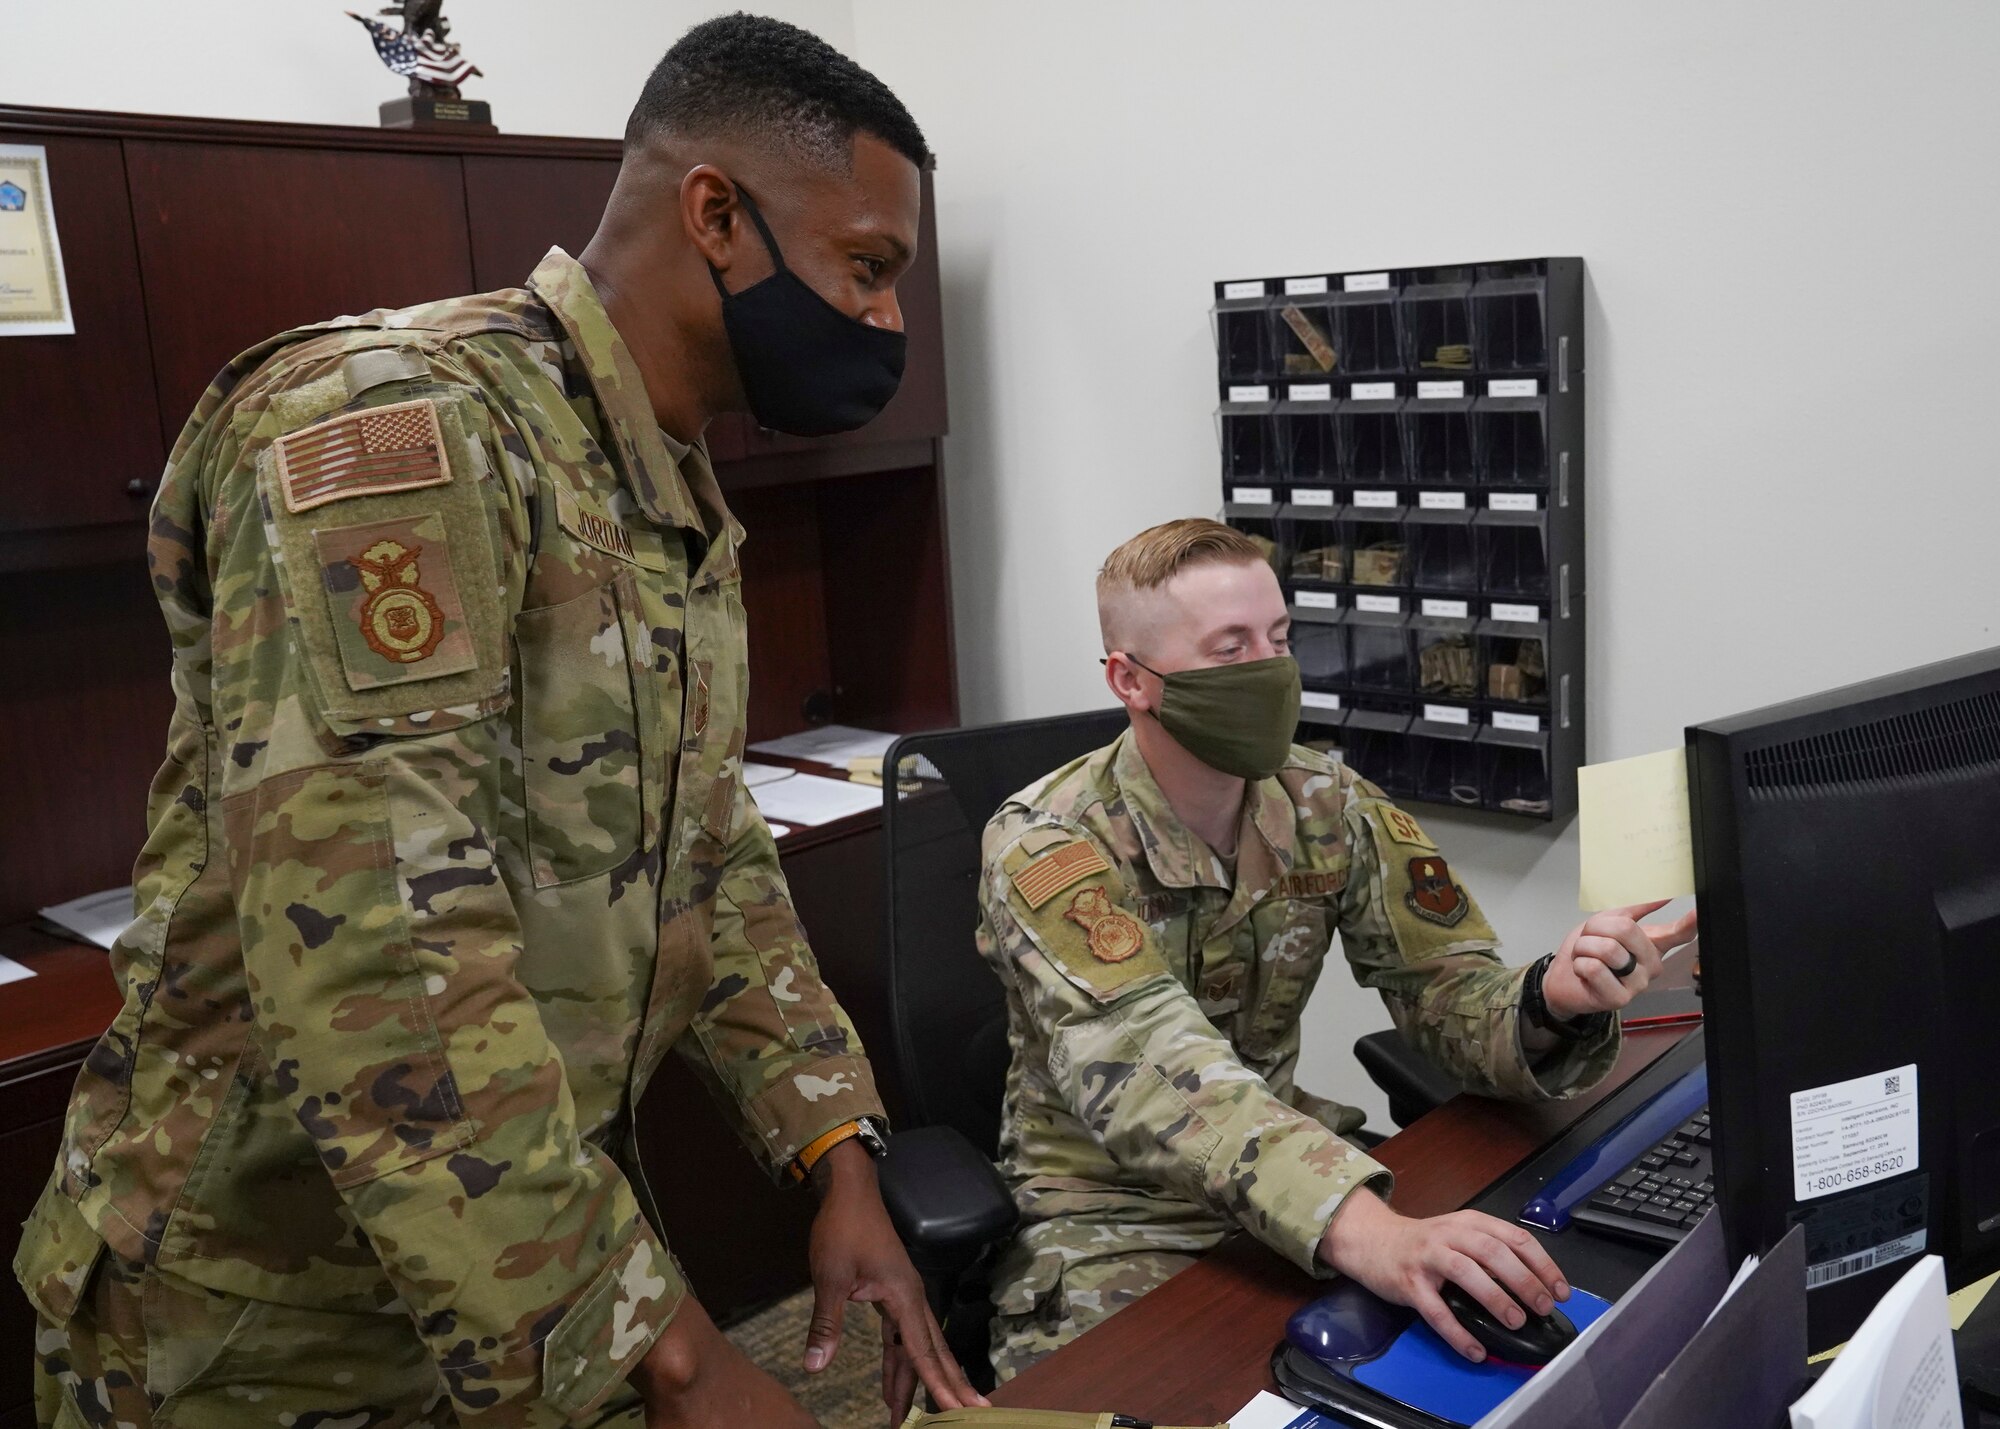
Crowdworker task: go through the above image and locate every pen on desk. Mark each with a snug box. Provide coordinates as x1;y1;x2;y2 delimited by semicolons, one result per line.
1620;1011;1705;1031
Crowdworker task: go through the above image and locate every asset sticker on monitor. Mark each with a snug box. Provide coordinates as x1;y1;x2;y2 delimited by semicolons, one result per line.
1228;385;1271;403
1223;280;1266;299
1790;1063;1919;1202
1285;276;1330;296
1350;381;1396;401
1232;486;1275;505
1346;272;1390;292
1289;383;1334;402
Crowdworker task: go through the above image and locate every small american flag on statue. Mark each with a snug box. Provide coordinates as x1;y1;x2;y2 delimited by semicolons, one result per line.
349;13;483;89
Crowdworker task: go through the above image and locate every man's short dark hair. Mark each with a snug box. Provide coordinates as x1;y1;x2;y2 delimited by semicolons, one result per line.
628;13;929;171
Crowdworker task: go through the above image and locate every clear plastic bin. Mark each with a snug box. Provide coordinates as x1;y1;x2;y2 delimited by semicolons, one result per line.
1217;390;1279;484
1405;391;1478;486
1406;508;1479;592
1280;505;1345;587
1275;389;1340;483
1474;395;1549;486
1339;390;1407;485
1480;723;1554;818
1332;282;1403;375
1399;270;1475;373
1480;624;1550;706
1341;707;1414;798
1271;292;1340;378
1409;716;1482;808
1291;607;1347;688
1476;513;1550;597
1213;286;1273;382
1471;269;1548;372
1409;614;1480;701
1342;509;1409;589
1346;606;1410;692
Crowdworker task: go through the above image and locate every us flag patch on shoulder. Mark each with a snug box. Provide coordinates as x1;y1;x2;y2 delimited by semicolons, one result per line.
276;398;452;513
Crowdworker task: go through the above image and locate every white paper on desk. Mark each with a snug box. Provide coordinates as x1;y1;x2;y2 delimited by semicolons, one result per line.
1790;1256;1961;1429
0;953;34;986
1230;1390;1339;1428
748;724;899;765
38;885;134;950
748;771;881;827
740;761;796;789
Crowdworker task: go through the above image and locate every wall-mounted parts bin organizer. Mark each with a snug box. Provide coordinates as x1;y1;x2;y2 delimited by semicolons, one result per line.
1209;256;1584;820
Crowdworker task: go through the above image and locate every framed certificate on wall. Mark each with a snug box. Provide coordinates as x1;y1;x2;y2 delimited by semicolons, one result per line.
0;143;74;336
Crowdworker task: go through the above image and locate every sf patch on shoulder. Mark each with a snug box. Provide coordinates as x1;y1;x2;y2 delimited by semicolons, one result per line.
1405;855;1469;927
275;398;451;513
1063;885;1144;963
1381;805;1437;851
315;514;477;689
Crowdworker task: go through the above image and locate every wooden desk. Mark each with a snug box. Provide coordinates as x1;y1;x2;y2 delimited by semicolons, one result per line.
993;1015;1701;1423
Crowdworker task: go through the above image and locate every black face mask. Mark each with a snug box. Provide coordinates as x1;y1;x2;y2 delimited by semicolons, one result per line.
707;185;907;437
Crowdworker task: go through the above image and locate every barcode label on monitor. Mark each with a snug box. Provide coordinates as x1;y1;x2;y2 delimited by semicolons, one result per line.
1805;1231;1927;1289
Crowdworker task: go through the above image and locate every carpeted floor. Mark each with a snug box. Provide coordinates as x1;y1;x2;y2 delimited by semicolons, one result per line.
726;1289;890;1429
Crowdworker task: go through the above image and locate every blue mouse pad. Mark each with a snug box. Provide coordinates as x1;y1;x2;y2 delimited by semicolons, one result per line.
1350;1289;1613;1425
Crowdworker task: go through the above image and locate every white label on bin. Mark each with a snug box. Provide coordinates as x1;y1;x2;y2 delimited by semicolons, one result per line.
1231;486;1274;506
1422;599;1470;619
1353;490;1398;509
1301;691;1343;712
1492;603;1541;624
1791;1064;1919;1202
1295;590;1340;609
1355;594;1402;614
1489;378;1540;397
1418;380;1466;399
1285;276;1330;296
1493;712;1543;734
1291;487;1336;508
1419;491;1467;511
1223;280;1266;299
1424;704;1472;726
1346;272;1391;292
1489;492;1540;512
1350;382;1396;401
1227;384;1270;403
1289;383;1334;402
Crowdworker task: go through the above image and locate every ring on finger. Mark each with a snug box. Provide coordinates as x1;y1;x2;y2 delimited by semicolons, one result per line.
1611;952;1639;979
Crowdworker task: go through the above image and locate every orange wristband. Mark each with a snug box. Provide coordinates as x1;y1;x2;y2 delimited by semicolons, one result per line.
791;1120;863;1182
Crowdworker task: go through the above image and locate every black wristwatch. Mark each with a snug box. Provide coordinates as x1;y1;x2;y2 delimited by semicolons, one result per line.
1522;953;1612;1041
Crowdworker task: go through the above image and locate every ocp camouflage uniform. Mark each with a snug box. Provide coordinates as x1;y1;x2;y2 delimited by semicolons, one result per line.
978;733;1619;1379
13;249;886;1427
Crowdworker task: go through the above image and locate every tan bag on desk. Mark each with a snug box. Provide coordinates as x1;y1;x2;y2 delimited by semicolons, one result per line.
902;1409;1225;1428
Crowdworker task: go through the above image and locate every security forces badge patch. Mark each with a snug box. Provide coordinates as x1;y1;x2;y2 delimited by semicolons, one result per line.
1064;885;1145;963
1405;855;1469;927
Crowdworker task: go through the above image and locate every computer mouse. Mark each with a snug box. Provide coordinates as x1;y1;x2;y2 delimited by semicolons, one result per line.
1439;1281;1577;1367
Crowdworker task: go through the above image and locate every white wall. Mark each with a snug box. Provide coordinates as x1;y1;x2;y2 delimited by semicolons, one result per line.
847;0;2000;1124
21;3;1999;1125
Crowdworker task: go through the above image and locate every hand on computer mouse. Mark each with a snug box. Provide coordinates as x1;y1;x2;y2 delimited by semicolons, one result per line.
1438;1279;1578;1366
1318;1190;1570;1363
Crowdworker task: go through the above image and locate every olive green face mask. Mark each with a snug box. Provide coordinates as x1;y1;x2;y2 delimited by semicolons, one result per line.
1128;654;1302;780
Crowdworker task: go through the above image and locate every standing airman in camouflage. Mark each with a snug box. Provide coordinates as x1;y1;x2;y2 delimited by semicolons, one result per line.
14;16;985;1428
979;519;1698;1379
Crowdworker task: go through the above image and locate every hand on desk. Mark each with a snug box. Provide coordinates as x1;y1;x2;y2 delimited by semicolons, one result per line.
1544;901;1700;1020
1318;1189;1570;1364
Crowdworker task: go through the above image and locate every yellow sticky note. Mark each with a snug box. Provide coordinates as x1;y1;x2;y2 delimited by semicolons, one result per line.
1577;747;1696;911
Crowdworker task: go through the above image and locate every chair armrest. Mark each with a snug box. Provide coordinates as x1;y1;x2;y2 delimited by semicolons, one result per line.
1353;1029;1461;1129
877;1125;1018;1267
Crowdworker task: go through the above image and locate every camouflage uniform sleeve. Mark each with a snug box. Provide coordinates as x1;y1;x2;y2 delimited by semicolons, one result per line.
1336;776;1620;1101
217;350;679;1423
677;776;885;1176
980;809;1390;1276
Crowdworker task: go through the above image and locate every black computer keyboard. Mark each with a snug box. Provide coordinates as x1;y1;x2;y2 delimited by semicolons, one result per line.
1568;1106;1715;1245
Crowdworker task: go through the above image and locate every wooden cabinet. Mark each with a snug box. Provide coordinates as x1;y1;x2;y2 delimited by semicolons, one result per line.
0;106;955;1418
0;132;164;535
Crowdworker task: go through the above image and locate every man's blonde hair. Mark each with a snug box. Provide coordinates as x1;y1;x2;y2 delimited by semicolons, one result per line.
1096;518;1268;653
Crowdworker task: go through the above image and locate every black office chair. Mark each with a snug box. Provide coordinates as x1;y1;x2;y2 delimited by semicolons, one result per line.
867;709;1460;1386
870;707;1129;1390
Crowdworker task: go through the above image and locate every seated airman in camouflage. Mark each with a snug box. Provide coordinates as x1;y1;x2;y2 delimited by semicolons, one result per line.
14;17;984;1429
977;518;1698;1380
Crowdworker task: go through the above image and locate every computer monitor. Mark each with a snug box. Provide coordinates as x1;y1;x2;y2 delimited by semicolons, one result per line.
1688;646;2000;1352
